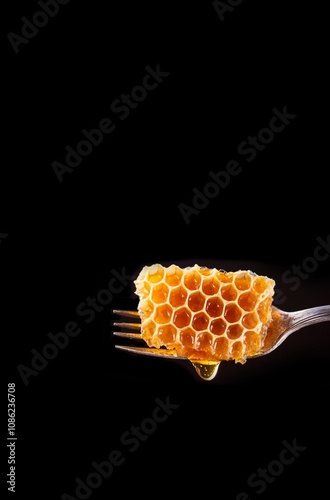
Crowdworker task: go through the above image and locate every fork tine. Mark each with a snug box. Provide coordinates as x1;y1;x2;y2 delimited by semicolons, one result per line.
112;309;140;318
115;344;186;359
113;331;143;340
113;322;141;330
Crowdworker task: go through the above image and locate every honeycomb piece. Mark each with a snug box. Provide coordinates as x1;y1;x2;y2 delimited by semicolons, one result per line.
134;264;275;364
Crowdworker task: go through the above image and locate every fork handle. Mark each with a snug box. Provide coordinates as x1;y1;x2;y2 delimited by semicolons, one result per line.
289;305;330;334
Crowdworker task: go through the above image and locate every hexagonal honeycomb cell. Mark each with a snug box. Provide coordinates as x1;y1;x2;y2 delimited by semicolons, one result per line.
134;264;275;364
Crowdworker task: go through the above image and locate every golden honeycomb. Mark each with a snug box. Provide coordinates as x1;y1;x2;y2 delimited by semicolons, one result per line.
134;264;275;364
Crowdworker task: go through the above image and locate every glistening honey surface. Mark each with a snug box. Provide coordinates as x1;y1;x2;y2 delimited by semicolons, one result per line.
134;264;275;363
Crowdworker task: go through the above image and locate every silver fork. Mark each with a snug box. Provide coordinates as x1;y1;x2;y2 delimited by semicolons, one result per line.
112;305;330;381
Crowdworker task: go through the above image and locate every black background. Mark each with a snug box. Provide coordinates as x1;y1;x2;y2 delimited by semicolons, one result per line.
2;1;329;499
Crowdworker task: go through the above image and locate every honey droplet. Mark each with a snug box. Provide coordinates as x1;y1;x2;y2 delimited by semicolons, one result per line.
190;360;220;381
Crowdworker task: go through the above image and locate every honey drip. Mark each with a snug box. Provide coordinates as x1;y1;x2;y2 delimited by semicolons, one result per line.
190;360;220;381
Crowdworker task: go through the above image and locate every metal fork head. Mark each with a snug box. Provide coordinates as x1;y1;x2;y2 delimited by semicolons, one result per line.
112;307;285;381
111;306;308;381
